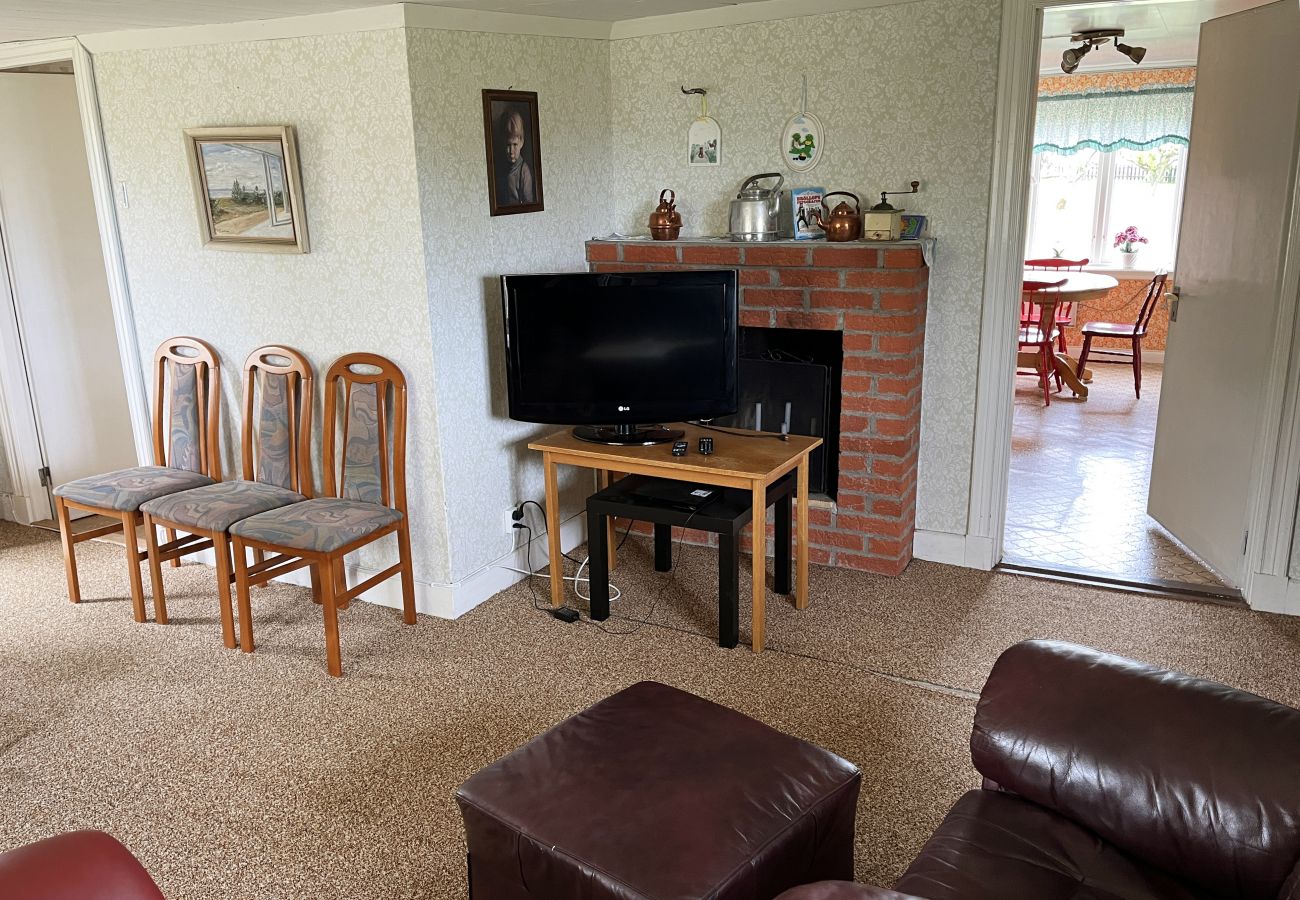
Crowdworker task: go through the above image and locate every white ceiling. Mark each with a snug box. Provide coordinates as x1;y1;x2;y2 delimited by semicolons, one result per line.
0;0;772;42
1039;0;1272;73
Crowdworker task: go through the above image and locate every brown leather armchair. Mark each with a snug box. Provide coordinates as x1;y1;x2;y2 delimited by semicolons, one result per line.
0;830;163;899
781;639;1300;900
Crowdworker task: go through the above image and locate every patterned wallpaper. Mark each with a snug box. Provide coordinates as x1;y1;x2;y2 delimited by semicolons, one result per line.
93;29;454;584
406;27;612;582
607;0;1002;534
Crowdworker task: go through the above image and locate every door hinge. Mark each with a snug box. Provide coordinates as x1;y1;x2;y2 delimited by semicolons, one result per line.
37;466;51;488
1243;530;1249;554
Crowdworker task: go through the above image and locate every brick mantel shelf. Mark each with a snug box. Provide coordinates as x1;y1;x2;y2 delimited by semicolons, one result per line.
585;238;929;576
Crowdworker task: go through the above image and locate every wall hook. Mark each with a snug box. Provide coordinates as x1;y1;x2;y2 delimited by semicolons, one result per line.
681;86;709;118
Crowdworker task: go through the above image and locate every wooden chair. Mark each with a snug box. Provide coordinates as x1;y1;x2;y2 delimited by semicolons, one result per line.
1076;272;1170;399
1018;279;1067;406
53;337;221;623
140;346;314;648
229;353;415;676
1025;257;1089;353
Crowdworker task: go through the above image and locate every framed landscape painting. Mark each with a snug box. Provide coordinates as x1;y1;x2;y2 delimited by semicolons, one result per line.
184;125;309;253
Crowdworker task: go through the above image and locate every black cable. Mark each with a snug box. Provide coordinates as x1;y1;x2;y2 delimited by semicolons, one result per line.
518;498;584;564
582;511;697;637
524;518;976;698
689;422;790;441
519;523;548;612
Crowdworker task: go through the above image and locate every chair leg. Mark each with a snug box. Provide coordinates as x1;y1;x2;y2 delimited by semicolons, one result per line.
161;527;180;568
212;532;238;650
396;520;416;625
232;538;256;653
1133;338;1143;398
253;549;266;587
309;563;323;605
1077;334;1093;377
142;514;168;625
55;497;82;604
320;555;343;677
332;558;349;610
121;511;147;623
1040;344;1052;406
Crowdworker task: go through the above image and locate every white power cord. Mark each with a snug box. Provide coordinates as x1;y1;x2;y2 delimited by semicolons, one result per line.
497;559;623;603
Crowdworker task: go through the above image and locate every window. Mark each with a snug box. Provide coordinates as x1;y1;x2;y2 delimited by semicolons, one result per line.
1025;141;1187;270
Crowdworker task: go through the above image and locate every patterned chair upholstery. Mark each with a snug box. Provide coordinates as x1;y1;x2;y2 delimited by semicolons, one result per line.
230;497;400;552
230;381;395;551
141;346;315;651
142;480;305;532
229;354;416;677
52;337;222;625
55;465;214;512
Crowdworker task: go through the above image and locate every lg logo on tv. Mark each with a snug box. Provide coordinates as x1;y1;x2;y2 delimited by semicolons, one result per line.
617;405;630;412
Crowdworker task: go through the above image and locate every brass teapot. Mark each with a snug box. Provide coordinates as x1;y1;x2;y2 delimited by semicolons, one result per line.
809;191;862;242
648;189;683;241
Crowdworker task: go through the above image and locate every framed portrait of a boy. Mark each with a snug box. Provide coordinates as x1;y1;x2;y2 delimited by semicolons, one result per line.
481;89;544;216
184;125;309;253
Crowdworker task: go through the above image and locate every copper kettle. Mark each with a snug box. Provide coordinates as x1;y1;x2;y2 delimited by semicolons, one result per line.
648;189;682;240
810;192;862;242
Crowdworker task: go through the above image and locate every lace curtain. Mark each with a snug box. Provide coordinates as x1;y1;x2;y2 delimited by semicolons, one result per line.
1033;86;1194;155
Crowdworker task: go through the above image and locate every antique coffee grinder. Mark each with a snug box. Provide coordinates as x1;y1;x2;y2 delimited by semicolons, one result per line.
863;181;920;240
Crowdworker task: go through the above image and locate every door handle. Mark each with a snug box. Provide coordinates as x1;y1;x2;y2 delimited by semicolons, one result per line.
1165;288;1180;322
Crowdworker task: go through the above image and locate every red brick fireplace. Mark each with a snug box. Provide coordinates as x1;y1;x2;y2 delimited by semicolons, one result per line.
585;238;928;576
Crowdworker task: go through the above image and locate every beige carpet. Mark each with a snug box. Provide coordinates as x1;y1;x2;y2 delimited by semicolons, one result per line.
1;520;1297;899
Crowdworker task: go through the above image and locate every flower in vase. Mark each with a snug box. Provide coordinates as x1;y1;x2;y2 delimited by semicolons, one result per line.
1113;226;1149;253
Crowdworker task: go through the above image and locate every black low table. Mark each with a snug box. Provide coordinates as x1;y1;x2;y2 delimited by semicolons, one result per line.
586;472;795;647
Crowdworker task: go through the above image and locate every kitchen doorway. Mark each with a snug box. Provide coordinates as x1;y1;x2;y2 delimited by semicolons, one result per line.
993;0;1298;601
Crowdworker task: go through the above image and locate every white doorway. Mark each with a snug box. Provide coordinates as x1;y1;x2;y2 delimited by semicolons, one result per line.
968;0;1300;611
0;46;148;527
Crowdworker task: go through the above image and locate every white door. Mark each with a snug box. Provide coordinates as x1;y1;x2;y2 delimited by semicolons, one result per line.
1147;0;1300;585
0;73;137;519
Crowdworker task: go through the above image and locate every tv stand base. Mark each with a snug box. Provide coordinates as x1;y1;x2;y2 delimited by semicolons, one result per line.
572;425;685;446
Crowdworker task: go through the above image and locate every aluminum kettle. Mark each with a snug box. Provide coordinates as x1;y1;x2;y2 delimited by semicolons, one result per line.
728;173;784;242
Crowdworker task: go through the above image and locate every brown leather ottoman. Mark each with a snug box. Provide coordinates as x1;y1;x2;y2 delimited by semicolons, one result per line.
456;681;862;899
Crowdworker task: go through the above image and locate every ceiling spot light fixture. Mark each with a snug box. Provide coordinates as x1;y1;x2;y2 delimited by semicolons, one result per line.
1061;43;1092;73
1058;28;1146;74
1115;39;1147;64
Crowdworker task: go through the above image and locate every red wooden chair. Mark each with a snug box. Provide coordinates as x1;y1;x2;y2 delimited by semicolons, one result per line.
1026;257;1089;353
1018;279;1067;406
1076;272;1170;398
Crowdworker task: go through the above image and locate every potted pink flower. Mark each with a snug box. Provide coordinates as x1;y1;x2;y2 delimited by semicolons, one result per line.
1113;226;1148;269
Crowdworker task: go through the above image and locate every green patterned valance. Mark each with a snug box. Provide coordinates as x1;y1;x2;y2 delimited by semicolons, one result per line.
1034;86;1194;155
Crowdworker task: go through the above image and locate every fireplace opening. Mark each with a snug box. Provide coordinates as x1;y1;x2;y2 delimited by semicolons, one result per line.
715;326;843;501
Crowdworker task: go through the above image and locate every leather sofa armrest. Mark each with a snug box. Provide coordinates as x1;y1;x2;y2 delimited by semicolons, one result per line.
775;881;927;899
0;830;164;899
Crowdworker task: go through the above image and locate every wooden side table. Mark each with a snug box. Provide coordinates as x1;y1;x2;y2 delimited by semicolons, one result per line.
528;424;822;652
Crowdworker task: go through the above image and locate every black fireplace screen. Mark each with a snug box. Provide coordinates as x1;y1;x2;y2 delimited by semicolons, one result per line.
714;328;842;499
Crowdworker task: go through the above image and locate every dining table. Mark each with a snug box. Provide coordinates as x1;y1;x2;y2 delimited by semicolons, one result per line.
1020;269;1119;400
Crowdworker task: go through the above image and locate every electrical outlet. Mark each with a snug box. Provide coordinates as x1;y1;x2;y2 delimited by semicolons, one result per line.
506;506;523;535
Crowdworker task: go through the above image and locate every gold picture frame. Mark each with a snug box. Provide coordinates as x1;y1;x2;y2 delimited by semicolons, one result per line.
184;125;309;254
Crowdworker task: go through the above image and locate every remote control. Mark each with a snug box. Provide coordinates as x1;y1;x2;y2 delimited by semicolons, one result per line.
671;440;688;456
698;436;714;455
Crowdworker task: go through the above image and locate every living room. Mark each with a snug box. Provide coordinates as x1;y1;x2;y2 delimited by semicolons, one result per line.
1;0;1299;898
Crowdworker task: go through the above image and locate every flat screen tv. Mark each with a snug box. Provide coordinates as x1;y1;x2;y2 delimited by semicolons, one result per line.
502;269;738;444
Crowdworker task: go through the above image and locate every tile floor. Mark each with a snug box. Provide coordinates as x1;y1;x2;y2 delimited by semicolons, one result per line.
1003;357;1233;593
